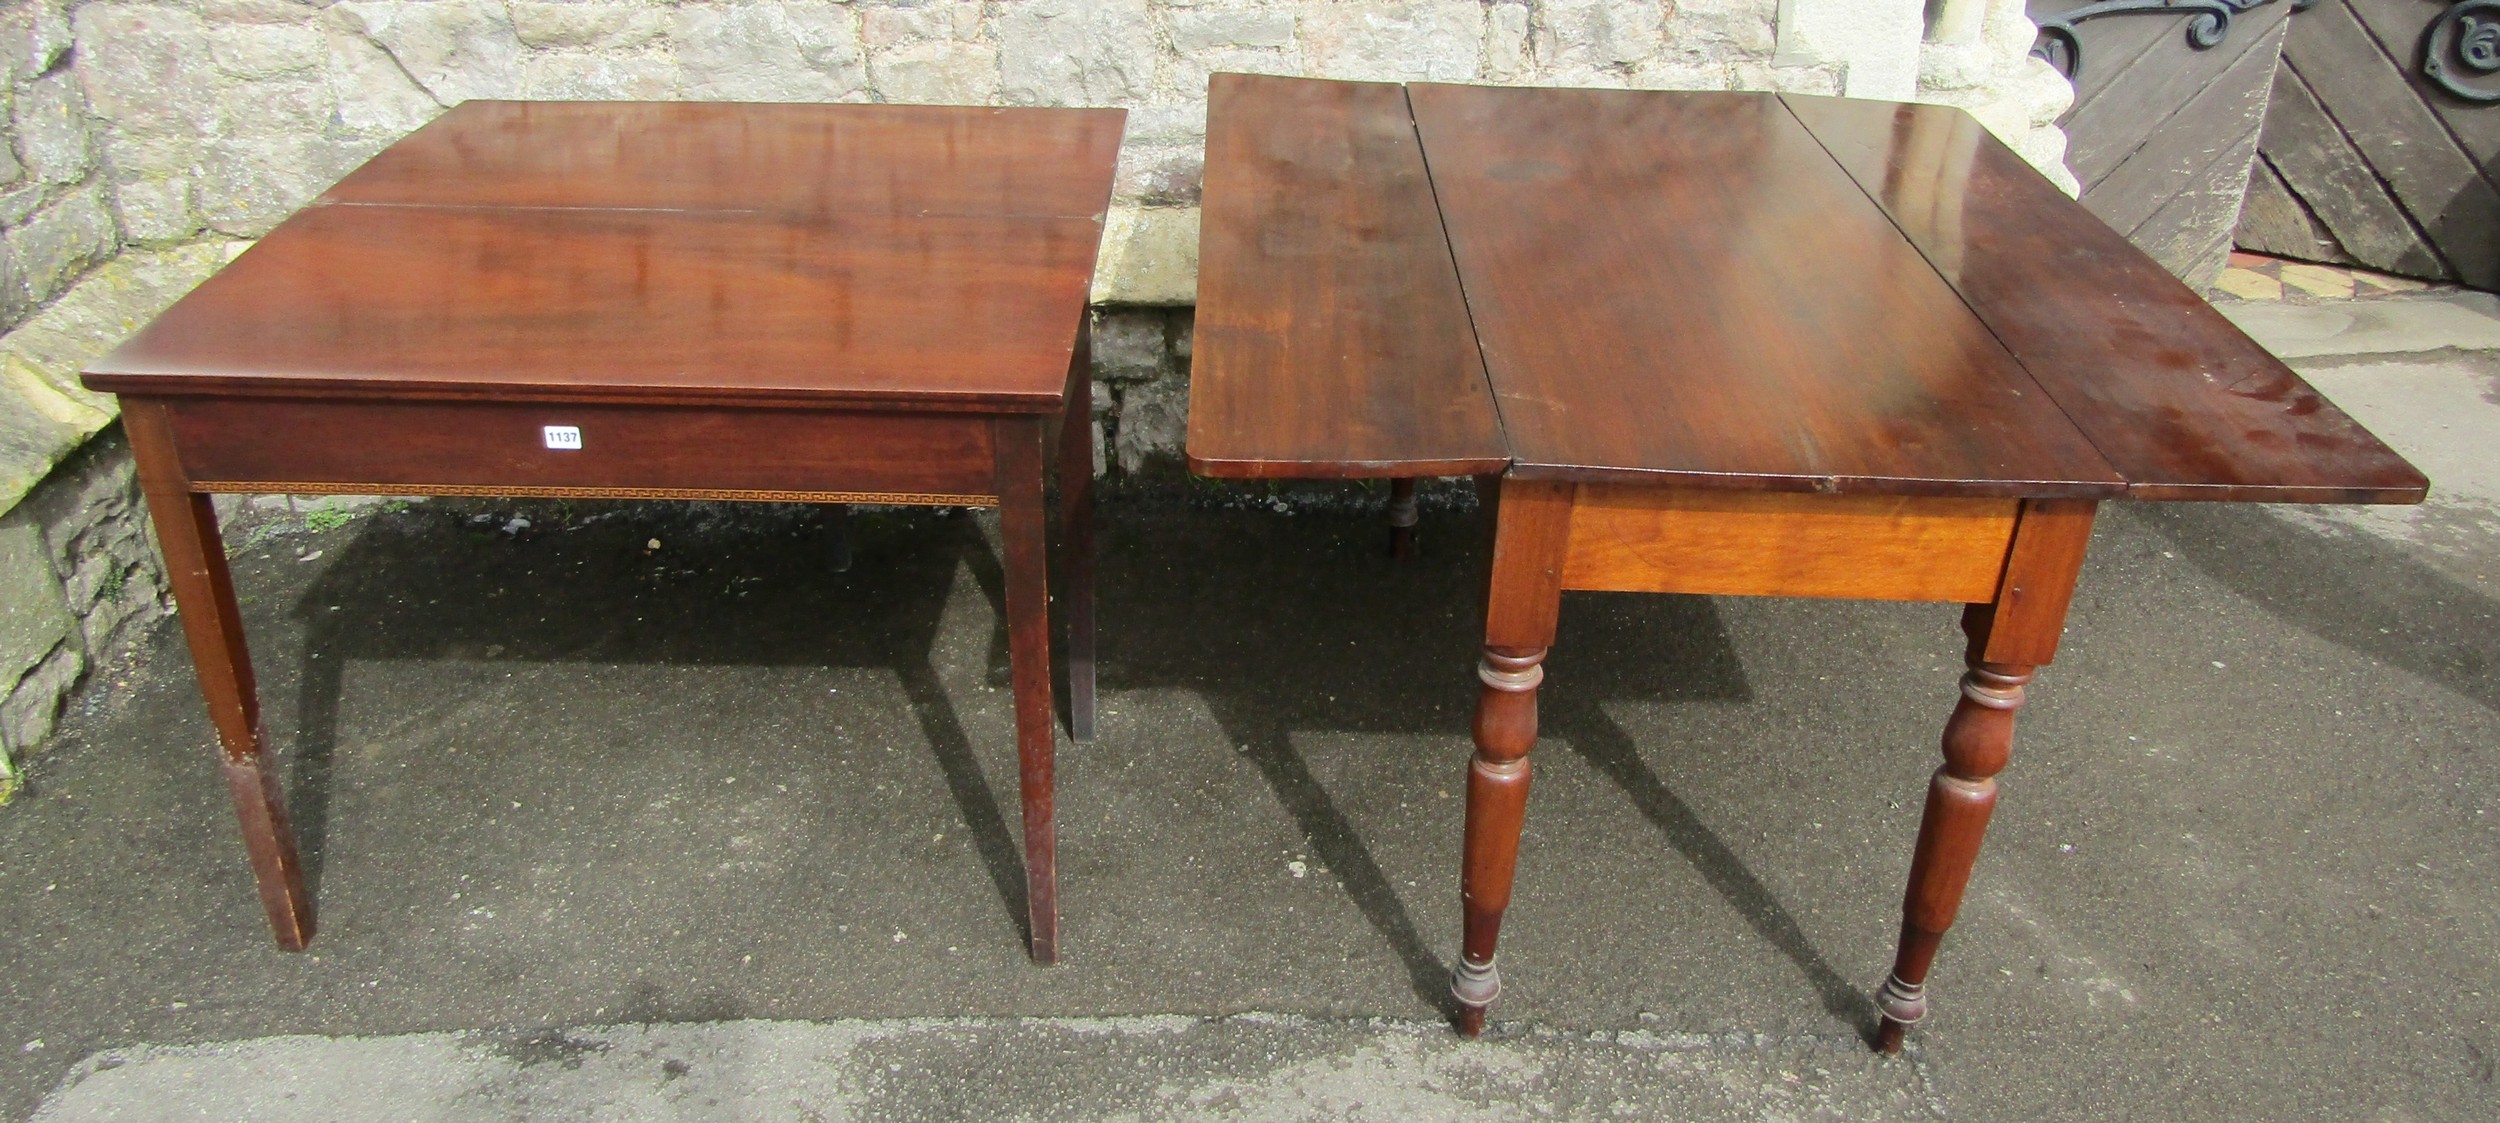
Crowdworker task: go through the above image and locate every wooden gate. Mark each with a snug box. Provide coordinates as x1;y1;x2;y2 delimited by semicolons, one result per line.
2029;0;2298;289
2236;1;2500;290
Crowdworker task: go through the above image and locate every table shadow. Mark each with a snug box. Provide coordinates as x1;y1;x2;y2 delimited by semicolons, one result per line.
1089;503;1887;1029
279;502;1038;949
2134;502;2498;715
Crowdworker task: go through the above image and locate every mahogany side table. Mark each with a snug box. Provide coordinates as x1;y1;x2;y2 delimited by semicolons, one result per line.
1188;75;2426;1048
81;101;1123;964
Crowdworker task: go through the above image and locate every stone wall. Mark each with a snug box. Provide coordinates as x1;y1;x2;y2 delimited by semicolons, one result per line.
0;0;2073;773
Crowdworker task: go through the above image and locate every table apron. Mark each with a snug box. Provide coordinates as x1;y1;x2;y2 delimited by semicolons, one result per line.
1559;484;2020;604
156;397;1005;505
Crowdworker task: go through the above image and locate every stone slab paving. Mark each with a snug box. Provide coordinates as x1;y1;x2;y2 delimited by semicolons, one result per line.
28;1017;1936;1122
2214;290;2500;360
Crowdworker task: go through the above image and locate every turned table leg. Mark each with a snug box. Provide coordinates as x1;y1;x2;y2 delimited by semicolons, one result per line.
125;400;315;950
1454;478;1570;1036
1058;325;1096;744
1875;652;2029;1052
996;416;1060;964
1387;477;1419;560
1875;498;2095;1052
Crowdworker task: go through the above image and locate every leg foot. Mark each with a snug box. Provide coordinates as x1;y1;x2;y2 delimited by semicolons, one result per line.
1452;954;1500;1037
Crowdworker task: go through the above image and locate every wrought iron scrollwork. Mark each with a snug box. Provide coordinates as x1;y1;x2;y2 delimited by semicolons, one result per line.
2425;0;2500;102
2032;0;2300;80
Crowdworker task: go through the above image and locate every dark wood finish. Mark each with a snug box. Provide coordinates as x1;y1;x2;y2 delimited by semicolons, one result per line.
1186;74;1508;479
1875;655;2034;1054
84;103;1120;960
2239;1;2500;289
1058;326;1097;744
160;398;1000;502
1185;77;2429;1051
2035;0;2290;288
1785;93;2429;505
323;101;1126;221
995;417;1060;964
1454;477;1571;1038
1874;497;2093;1052
123;399;314;950
1407;83;2122;498
86;205;1103;413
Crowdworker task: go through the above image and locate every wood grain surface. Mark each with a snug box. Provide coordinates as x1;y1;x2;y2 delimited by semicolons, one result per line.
86;205;1103;411
1406;83;2123;497
1784;93;2427;503
322;100;1127;221
1186;73;1508;478
1561;486;2018;602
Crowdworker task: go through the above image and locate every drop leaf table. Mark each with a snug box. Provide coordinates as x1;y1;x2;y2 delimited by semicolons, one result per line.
1186;74;2427;1049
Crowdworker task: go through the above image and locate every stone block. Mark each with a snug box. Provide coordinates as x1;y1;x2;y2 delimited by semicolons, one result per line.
676;3;868;102
1;638;78;756
0;386;72;520
106;174;199;245
862;3;979;49
1168;43;1303;103
13;432;164;672
1535;0;1665;73
870;38;999;105
508;3;667;51
1125;103;1208;145
5;186;115;307
1111;143;1202;207
216;76;335;137
331;0;525;104
0;242;233;452
1727;59;1841;96
522;54;681;100
1170;9;1295;53
1113;374;1188;476
998;0;1154;107
324;25;445;138
1090;205;1197;305
194;134;358;236
1668;0;1779;57
1299;0;1484;83
1629;59;1732;91
207;20;326;78
1484;3;1528;80
14;70;92;185
73;4;221;139
199;0;329;25
5;1;73;86
0;522;71;686
1090;308;1168;384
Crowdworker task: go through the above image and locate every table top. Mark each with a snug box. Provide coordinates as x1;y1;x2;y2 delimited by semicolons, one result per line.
1188;75;2426;505
85;101;1127;413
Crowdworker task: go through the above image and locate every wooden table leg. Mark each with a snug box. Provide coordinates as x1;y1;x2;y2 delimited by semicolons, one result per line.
1876;499;2095;1052
1387;477;1419;560
1454;478;1571;1036
1058;325;1096;743
124;399;315;950
996;416;1060;964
